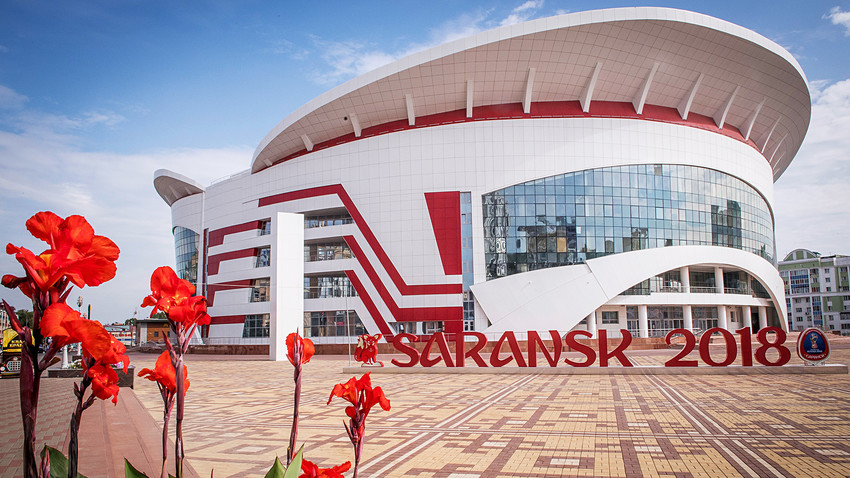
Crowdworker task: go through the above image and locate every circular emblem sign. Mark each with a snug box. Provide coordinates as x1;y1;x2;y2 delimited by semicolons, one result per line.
797;328;830;364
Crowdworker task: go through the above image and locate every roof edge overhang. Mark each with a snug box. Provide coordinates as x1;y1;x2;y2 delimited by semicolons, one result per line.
251;7;811;177
153;169;205;206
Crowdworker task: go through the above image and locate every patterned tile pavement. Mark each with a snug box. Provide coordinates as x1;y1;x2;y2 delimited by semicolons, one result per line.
4;337;850;477
129;339;850;478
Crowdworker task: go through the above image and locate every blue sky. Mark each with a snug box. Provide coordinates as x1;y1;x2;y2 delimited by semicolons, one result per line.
1;0;849;322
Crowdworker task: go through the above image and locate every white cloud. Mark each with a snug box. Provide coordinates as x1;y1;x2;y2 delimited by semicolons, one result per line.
500;0;544;27
774;78;850;257
308;1;545;85
826;6;850;35
0;84;248;322
0;85;28;109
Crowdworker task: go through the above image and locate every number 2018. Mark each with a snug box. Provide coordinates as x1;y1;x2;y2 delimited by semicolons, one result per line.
664;326;790;367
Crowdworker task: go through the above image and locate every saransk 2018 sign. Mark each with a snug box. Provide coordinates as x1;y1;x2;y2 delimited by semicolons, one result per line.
390;328;793;368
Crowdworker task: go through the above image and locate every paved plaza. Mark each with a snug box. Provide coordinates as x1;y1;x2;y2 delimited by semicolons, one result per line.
4;340;850;477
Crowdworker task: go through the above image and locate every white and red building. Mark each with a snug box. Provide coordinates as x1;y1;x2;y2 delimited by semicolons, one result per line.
154;8;810;352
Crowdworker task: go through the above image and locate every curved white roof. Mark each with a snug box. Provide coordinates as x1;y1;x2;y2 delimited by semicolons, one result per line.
153;169;206;206
252;7;810;180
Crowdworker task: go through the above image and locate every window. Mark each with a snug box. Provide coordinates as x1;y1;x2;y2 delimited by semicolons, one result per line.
243;314;270;338
304;275;357;299
796;308;802;313
305;213;353;228
259;219;271;236
826;277;832;283
601;311;619;324
843;324;850;330
304;243;352;262
256;247;271;267
481;164;776;281
153;331;159;337
251;278;270;302
303;311;366;338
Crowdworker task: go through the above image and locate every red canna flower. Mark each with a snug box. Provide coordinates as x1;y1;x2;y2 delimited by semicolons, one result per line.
40;303;130;372
287;332;315;366
85;362;120;404
328;373;390;419
138;351;189;393
328;372;390;477
299;459;351;478
141;266;210;329
3;212;119;296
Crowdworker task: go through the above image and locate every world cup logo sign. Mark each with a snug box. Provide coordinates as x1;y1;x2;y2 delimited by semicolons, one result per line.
797;328;830;364
354;333;384;367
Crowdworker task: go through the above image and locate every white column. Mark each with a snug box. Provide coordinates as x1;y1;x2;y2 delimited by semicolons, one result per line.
743;305;752;331
270;212;305;361
638;305;648;338
758;306;768;330
587;312;597;338
680;266;690;293
683;305;693;332
718;306;728;330
714;266;725;294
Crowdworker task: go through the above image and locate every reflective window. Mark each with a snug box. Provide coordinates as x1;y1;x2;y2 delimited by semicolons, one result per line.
305;213;353;228
482;164;775;280
304;243;353;262
601;311;619;324
243;314;270;338
259;219;271;236
251;278;270;302
303;310;366;338
256;247;271;268
173;227;199;287
304;275;357;299
461;192;475;331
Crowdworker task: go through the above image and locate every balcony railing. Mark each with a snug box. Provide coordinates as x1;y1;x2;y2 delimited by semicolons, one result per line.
688;286;716;294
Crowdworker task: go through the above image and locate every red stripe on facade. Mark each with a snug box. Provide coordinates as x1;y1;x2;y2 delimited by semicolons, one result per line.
207;220;264;247
206;279;253;307
344;270;393;338
209;315;247;325
343;235;462;322
424;192;462;275
264;101;755;168
258;184;463;296
207;248;256;275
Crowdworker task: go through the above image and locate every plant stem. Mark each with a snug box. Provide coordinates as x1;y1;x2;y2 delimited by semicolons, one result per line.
19;343;39;478
287;339;302;466
353;435;364;478
173;333;185;478
68;367;94;478
161;398;173;478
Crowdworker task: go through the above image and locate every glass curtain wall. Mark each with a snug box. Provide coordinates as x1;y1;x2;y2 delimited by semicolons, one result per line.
482;164;774;280
173;227;199;287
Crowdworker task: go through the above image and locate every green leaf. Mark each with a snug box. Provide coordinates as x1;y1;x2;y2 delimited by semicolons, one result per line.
41;445;88;478
124;459;150;478
263;457;286;478
263;446;304;478
283;446;304;478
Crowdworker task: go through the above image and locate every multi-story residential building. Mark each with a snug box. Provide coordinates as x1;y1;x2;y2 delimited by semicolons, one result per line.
154;8;808;346
779;249;850;334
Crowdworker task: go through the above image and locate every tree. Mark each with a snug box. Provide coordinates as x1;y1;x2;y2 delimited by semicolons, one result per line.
14;309;34;329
